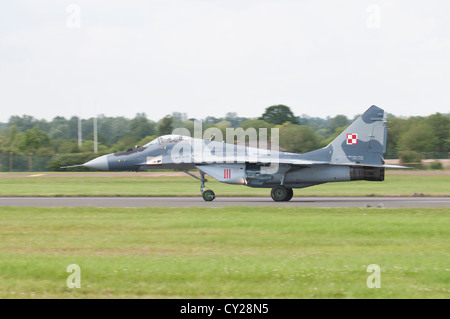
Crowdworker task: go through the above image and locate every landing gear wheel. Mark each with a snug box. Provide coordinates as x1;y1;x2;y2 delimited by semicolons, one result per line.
202;190;216;201
271;186;293;202
285;188;293;201
182;169;217;202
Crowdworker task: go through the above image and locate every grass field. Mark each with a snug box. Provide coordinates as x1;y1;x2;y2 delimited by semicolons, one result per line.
0;172;448;299
0;171;449;197
0;206;449;299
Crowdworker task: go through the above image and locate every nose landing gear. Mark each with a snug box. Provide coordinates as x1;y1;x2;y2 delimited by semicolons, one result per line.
183;170;216;201
200;172;215;201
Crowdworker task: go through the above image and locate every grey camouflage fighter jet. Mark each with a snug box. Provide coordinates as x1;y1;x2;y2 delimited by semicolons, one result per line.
63;106;407;201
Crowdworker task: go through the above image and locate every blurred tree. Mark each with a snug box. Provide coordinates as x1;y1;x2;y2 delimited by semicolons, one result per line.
8;125;18;149
17;126;51;152
49;117;70;139
129;114;156;139
240;119;274;140
325;115;349;136
86;132;107;146
204;116;220;125
157;115;173;136
80;140;108;153
259;105;299;125
180;120;195;137
171;112;187;129
206;120;232;141
385;117;409;157
8;115;37;132
299;115;328;138
136;135;157;147
109;136;141;153
322;125;348;148
98;116;129;146
278;122;321;153
0;125;18;151
51;139;79;154
224;112;249;127
398;121;438;153
68;116;80;140
427;113;450;153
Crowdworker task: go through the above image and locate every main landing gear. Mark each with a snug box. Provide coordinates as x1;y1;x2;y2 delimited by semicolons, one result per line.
271;185;293;202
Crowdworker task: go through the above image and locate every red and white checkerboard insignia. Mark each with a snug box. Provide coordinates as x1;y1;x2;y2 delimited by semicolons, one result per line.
346;133;358;145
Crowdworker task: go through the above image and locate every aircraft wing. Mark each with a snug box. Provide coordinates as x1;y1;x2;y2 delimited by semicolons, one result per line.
190;155;410;169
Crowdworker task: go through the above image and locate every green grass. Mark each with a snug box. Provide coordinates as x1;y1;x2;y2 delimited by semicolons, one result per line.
0;173;449;197
0;206;448;298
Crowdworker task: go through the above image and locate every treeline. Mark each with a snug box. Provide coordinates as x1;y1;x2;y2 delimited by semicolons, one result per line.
0;105;449;171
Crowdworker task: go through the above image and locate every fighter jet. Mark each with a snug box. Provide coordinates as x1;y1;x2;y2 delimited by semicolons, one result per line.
64;106;407;201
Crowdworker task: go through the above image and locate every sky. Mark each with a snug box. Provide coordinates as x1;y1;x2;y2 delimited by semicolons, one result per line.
1;0;450;123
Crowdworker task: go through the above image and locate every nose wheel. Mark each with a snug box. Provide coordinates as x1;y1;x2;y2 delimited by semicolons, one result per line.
183;170;216;201
200;172;215;201
202;189;215;201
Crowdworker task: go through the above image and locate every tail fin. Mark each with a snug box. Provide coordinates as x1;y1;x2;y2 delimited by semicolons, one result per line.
328;105;387;166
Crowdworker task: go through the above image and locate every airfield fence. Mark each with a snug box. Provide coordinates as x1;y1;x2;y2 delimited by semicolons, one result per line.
0;154;53;172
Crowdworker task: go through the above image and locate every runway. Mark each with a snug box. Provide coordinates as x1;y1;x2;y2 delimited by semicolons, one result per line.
0;196;449;208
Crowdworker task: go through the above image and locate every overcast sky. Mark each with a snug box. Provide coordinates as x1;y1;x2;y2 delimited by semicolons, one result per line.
1;0;450;122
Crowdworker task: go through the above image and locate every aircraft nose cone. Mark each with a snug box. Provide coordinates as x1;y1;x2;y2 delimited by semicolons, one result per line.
84;155;109;171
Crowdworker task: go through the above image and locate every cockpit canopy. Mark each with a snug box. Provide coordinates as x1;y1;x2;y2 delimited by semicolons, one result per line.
143;134;190;147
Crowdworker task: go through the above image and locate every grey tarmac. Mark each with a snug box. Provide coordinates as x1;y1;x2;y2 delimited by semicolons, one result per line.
0;196;449;208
